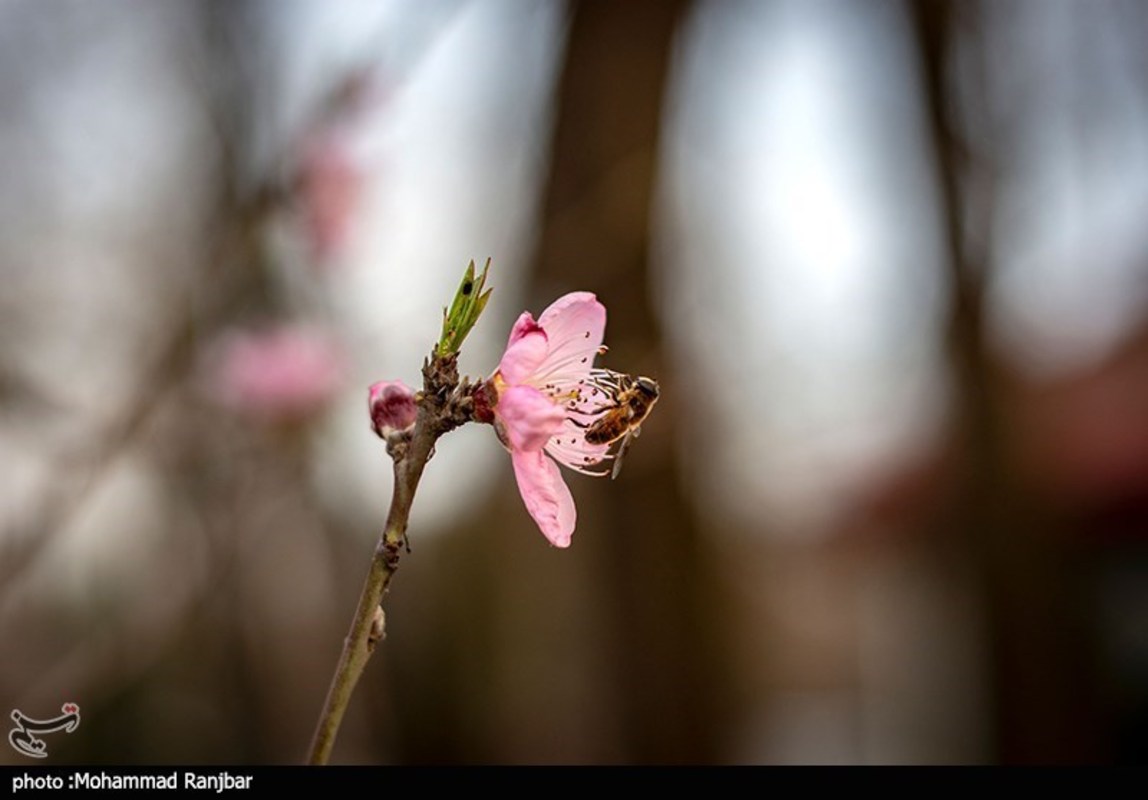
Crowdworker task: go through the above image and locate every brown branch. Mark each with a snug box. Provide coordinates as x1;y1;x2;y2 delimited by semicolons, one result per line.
307;354;474;765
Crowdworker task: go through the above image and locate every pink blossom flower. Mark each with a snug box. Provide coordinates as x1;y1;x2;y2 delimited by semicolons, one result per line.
368;379;417;438
488;292;613;547
208;325;347;422
296;71;387;268
299;129;362;265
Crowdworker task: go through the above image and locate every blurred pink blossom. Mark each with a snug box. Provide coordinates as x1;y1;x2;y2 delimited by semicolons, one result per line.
298;130;362;265
488;292;613;548
209;325;347;422
296;70;387;267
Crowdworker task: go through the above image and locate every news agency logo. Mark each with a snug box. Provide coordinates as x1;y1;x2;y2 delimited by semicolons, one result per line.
8;703;81;758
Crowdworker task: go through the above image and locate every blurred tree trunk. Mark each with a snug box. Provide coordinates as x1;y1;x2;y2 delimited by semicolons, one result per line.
908;0;1101;764
525;0;735;763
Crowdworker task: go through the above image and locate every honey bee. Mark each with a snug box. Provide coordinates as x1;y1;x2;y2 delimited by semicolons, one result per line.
583;372;660;480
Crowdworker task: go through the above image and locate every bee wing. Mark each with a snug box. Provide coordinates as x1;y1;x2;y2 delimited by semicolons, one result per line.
610;428;637;480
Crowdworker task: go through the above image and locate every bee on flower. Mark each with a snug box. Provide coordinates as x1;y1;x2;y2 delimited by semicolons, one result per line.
482;292;658;547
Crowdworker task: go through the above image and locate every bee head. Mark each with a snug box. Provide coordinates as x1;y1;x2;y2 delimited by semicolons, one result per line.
635;376;660;400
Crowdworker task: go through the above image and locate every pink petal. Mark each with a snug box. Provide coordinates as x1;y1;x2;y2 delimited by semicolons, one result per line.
496;385;564;452
507;310;544;348
533;292;606;384
544;417;612;473
498;312;548;385
511;449;576;548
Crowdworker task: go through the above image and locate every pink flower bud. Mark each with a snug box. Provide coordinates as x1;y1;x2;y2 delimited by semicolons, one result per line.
368;380;417;438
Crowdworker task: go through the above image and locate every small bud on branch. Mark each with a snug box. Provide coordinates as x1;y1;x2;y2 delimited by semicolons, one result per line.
436;257;492;358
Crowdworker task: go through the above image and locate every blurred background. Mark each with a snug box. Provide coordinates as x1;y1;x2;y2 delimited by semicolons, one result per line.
2;0;1147;765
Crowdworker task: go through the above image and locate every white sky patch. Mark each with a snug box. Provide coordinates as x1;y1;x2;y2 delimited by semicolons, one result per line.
739;22;924;532
985;0;1148;379
750;39;880;370
662;0;947;537
991;105;1148;377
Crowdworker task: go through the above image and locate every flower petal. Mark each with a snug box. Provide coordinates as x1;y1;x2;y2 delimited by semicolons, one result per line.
511;449;576;547
507;310;543;348
497;312;548;385
533;292;606;385
496;384;564;452
544;417;612;473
